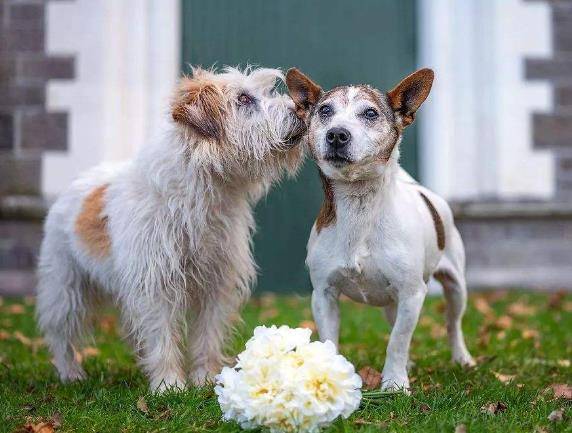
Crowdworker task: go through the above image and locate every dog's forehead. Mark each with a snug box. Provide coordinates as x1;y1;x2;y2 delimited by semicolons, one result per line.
319;85;389;111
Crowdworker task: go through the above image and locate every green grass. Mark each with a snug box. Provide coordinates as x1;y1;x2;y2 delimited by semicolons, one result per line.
0;291;571;432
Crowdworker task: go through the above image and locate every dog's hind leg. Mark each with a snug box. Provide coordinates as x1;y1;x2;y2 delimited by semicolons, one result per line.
36;235;92;382
434;226;475;367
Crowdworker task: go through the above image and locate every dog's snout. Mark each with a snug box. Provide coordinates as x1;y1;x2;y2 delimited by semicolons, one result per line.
326;127;351;148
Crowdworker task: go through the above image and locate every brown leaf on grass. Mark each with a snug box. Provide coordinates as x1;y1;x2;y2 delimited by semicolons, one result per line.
547;291;566;310
507;302;536;316
23;296;35;306
258;308;278;321
477;326;491;348
99;315;117;334
23;423;55;433
493;372;516;384
551;384;572;399
259;293;277;308
493;315;513;330
454;424;467;433
358;366;382;390
481;401;508;415
430;324;447;339
22;413;61;433
14;331;32;346
419;403;431;413
137;396;149;415
74;346;100;363
0;330;10;340
473;296;494;318
353;419;387;428
548;408;564;422
563;301;572;312
7;304;25;314
521;328;540;340
557;359;570;367
298;320;316;332
419;316;435;328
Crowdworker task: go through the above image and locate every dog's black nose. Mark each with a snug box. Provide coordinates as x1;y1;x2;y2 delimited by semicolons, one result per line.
326;127;351;148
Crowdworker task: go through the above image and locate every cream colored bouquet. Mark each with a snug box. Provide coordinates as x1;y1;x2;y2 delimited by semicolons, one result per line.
215;325;362;433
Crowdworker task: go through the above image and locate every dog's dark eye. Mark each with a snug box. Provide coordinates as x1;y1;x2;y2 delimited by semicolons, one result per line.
363;108;379;120
318;105;333;118
238;93;254;105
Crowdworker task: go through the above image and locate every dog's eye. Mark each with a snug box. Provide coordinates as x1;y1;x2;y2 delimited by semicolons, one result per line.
318;105;333;117
363;108;379;120
238;93;254;105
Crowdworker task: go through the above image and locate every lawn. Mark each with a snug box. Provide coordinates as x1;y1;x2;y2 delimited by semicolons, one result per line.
0;291;571;433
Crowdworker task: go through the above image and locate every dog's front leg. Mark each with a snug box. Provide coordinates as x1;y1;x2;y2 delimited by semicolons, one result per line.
189;293;240;386
311;285;341;348
381;288;426;394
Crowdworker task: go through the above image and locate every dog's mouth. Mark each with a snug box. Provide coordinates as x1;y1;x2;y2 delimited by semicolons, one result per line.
324;152;353;167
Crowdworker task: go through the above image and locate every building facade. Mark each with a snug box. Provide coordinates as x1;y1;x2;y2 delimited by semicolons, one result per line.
1;0;570;294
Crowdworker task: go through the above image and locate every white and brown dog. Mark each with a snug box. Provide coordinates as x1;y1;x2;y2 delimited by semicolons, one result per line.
286;68;475;393
36;67;305;391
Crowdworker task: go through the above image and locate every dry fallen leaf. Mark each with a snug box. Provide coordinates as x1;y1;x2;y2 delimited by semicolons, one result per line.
358;366;382;390
0;330;10;340
481;401;508;415
557;359;570;368
547;291;566;310
258;308;279;321
455;424;467;433
430;324;447;338
493;371;516;384
14;331;32;346
82;347;100;358
23;296;36;306
419;403;431;413
473;297;494;318
259;293;277;308
507;302;536;316
551;384;572;399
23;422;55;433
494;315;513;330
548;408;564;422
137;396;149;415
99;315;117;334
7;304;25;314
522;328;540;340
298;320;316;332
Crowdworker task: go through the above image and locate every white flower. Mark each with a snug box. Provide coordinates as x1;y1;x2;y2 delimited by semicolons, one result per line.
215;325;362;433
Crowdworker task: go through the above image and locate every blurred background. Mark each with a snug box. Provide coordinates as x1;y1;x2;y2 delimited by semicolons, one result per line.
0;0;570;295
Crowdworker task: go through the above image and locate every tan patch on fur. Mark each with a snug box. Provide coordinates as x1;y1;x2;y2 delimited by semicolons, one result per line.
75;185;111;258
316;171;336;233
171;74;226;140
419;192;445;250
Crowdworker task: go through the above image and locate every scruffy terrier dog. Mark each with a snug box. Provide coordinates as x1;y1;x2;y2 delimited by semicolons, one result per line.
286;68;475;393
36;67;305;391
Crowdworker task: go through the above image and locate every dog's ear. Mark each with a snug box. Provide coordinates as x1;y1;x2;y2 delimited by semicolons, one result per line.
286;68;322;118
387;68;434;128
171;76;226;141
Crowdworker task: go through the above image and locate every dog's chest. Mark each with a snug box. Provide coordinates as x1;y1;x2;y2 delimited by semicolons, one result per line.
314;234;394;306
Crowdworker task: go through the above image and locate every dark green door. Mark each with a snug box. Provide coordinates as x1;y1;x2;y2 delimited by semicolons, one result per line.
182;0;417;293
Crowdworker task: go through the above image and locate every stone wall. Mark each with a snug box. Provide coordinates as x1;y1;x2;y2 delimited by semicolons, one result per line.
0;0;74;295
527;0;572;199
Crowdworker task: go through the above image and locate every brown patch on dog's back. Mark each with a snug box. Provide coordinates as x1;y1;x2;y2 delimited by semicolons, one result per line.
419;192;445;250
315;171;336;234
75;185;111;258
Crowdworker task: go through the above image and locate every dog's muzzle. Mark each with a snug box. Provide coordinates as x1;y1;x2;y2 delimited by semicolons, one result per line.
324;127;352;165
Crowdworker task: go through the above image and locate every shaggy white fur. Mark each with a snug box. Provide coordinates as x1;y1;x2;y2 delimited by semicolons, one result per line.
36;67;305;392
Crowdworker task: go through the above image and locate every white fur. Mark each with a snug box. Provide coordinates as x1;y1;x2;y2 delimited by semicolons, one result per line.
36;67;304;392
306;87;475;394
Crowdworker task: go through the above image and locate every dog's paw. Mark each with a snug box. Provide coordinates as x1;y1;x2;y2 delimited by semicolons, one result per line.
452;350;476;368
380;376;411;395
151;375;187;394
190;368;217;387
59;365;87;383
